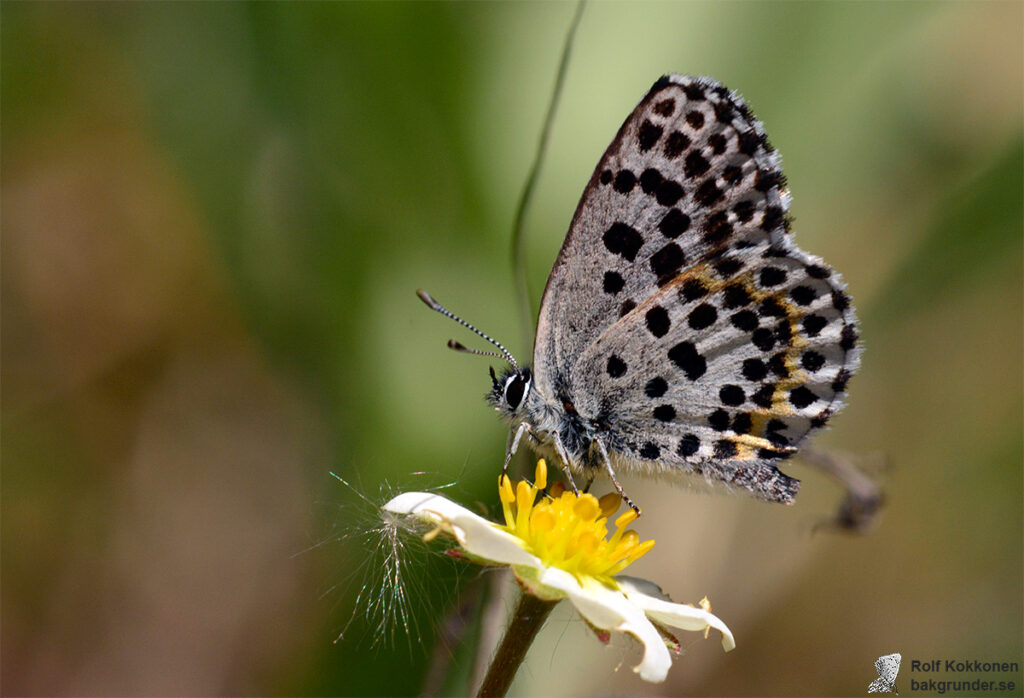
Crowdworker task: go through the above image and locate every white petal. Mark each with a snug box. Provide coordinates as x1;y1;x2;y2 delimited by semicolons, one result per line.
537;567;673;683
617;576;736;652
383;492;540;567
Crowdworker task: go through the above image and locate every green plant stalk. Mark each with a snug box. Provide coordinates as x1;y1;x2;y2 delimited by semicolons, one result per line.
510;0;586;352
475;590;558;698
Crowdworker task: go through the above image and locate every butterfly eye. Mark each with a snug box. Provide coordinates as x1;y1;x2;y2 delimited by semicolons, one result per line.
504;374;528;410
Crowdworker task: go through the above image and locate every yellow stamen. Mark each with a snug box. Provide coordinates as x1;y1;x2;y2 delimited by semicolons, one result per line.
499;475;516;528
598;492;622;518
573;494;601;521
534;459;548;490
499;474;515;503
530;507;555;534
515;480;534;538
494;461;656;583
615;509;639;529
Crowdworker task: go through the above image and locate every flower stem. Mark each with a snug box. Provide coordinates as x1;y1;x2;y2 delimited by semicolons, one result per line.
476;590;557;698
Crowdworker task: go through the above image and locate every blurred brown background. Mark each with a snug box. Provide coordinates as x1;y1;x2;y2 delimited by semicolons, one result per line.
3;2;1021;696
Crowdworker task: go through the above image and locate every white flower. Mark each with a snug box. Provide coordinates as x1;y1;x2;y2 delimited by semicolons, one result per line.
383;460;735;683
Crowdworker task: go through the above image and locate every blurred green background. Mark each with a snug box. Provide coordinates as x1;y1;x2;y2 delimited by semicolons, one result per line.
3;2;1021;696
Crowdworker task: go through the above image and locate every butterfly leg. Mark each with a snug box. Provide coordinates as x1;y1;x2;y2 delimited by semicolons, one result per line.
502;422;531;480
551;436;581;496
594;437;641;515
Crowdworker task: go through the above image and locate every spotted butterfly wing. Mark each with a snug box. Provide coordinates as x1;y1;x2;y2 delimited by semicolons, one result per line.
532;75;860;503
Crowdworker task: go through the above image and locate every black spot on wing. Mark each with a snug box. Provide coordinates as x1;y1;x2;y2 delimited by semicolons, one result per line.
658;209;690;239
677;434;699;456
640;442;661;459
653;98;675;116
645;305;671;337
789;386;818;408
688;303;717;330
803;314;827;337
603;223;643;261
606;355;627;378
719;385;745;406
684;152;710;178
655;180;684;206
653;404;675;422
644;377;668;398
639;168;663;194
603;270;624;294
669;341;707;380
613;169;636;193
637;120;663;151
681;279;708;302
730;310;758;332
664;131;691;159
650;243;684;284
708;409;729;431
714;439;738;458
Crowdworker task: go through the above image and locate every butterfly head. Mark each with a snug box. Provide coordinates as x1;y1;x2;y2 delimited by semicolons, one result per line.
417;290;531;418
489;365;533;418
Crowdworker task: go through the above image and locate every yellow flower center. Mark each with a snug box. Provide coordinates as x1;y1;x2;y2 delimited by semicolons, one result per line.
497;460;655;582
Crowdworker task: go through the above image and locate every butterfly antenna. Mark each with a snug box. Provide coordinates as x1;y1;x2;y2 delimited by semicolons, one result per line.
416;290;520;370
447;340;507;361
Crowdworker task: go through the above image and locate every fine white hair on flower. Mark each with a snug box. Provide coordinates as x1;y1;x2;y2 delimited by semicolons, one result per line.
322;471;464;652
383;460;735;683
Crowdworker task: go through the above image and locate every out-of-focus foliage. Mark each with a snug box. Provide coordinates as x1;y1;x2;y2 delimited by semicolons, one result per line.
3;3;1021;696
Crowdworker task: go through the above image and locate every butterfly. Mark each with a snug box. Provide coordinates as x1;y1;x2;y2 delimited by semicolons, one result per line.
419;75;860;513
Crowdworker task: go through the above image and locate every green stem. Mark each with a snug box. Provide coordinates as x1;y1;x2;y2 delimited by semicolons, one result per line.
476;590;557;698
510;0;587;352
